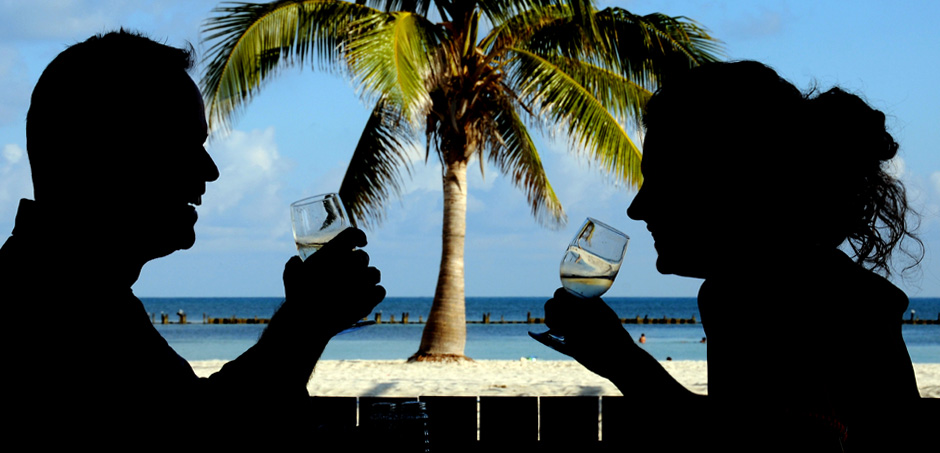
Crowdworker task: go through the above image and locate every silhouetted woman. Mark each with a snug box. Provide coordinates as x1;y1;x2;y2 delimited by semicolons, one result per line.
544;61;924;451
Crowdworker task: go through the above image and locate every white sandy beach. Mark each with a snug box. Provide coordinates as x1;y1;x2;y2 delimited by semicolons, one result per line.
189;360;940;398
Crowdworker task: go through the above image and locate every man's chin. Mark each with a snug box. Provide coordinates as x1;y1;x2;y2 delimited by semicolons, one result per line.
143;231;197;261
174;231;197;252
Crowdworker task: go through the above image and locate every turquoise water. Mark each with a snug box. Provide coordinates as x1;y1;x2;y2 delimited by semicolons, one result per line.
143;297;940;363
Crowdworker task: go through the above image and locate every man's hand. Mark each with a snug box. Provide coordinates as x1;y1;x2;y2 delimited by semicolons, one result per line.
282;228;385;338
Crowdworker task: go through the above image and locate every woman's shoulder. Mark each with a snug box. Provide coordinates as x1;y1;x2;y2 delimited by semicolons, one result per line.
702;248;908;314
807;249;909;316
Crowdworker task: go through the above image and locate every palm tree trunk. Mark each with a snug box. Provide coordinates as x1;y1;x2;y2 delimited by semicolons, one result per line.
409;158;471;362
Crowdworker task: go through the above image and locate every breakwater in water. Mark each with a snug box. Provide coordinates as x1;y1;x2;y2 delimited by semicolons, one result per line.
153;311;938;325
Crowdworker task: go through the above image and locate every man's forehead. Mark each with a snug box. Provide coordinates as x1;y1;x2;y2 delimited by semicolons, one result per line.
135;76;207;134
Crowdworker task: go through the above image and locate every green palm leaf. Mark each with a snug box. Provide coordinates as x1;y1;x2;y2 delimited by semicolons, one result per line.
339;97;420;228
521;8;724;86
507;46;643;187
597;11;724;84
548;54;652;128
345;11;442;123
476;0;572;26
357;0;433;15
200;0;378;131
478;3;568;55
482;92;566;226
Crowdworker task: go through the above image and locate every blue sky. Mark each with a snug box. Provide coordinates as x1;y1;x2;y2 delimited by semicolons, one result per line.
1;0;938;298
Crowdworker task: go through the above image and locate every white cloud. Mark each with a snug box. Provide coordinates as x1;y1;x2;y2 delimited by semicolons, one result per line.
0;1;138;41
466;192;486;214
193;127;293;253
467;156;499;191
391;145;441;196
0;45;30;126
885;156;906;179
923;171;940;227
0;143;32;219
207;127;287;214
0;1;219;42
3;143;24;163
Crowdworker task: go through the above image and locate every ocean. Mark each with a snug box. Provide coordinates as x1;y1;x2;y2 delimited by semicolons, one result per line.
142;297;940;364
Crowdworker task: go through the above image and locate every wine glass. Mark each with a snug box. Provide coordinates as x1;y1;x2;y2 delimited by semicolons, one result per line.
290;193;374;332
529;217;629;353
291;193;351;260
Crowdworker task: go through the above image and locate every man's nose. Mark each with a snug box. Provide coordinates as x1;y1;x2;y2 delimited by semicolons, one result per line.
200;148;220;182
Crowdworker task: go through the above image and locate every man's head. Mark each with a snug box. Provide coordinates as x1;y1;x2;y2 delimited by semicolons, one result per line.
26;30;219;261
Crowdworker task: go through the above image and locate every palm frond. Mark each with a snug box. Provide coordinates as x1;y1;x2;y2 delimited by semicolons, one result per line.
506;47;643;188
357;0;433;15
339;97;421;228
478;3;568;56
548;55;652;127
637;12;724;63
200;0;378;132
345;11;442;124
481;92;566;227
519;8;724;86
476;0;572;27
597;10;724;85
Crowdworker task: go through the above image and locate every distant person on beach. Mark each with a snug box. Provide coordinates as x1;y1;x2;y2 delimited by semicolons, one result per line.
638;333;646;344
542;61;928;451
0;30;384;446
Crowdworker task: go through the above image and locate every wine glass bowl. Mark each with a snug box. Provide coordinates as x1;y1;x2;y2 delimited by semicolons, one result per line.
290;193;349;260
560;218;629;298
530;217;629;353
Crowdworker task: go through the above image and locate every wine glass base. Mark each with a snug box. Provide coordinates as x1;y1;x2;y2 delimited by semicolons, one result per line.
528;330;573;356
338;320;376;335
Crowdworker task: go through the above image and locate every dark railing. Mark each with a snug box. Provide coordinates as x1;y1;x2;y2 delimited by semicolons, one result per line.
306;395;642;452
306;395;939;452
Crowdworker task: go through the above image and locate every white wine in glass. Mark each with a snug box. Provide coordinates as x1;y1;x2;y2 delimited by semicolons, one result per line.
530;217;629;353
291;193;349;261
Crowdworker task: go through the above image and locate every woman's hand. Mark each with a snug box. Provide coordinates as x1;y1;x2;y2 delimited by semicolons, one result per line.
544;288;638;379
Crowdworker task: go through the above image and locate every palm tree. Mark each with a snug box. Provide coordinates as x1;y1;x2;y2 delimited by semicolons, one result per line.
201;0;722;361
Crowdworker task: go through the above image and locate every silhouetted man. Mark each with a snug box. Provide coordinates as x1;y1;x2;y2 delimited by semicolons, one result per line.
0;30;384;447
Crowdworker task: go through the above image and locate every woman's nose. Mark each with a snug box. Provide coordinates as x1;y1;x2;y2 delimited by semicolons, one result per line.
627;187;646;221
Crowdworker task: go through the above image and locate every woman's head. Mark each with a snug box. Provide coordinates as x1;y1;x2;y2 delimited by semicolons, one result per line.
628;60;920;278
